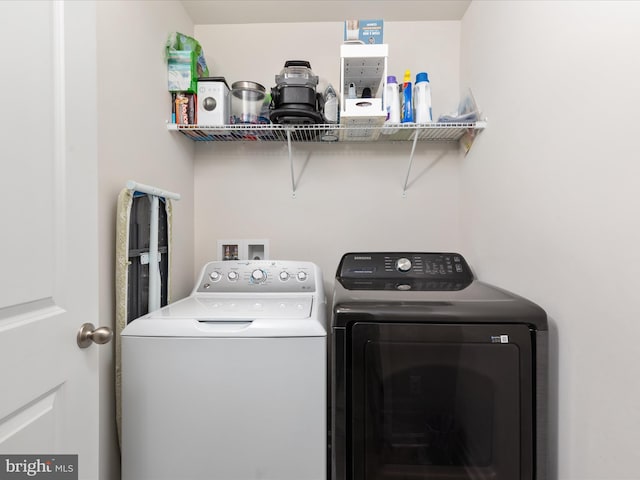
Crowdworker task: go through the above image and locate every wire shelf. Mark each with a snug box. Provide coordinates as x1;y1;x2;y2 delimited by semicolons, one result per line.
168;122;486;143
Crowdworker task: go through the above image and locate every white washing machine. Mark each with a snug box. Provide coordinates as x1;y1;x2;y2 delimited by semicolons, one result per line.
121;260;327;480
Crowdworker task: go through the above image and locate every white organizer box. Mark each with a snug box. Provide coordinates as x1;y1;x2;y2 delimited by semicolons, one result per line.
339;43;388;141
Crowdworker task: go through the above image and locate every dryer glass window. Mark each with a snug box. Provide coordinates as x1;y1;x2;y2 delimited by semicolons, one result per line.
349;323;533;480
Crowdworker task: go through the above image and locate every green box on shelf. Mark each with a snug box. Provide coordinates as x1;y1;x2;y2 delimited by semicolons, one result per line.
167;50;197;93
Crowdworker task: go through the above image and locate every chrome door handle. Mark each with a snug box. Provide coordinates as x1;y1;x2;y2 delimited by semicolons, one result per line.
77;323;113;348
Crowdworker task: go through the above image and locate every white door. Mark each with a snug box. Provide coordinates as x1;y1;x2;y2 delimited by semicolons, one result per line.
0;1;101;478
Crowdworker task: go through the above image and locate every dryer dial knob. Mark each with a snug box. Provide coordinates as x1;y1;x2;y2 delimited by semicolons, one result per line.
396;258;412;273
251;269;266;283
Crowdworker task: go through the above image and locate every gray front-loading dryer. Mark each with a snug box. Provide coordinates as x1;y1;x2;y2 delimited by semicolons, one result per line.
330;252;548;480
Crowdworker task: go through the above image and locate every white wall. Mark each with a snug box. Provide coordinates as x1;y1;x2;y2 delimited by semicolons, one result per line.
193;21;465;288
460;2;640;479
96;2;195;479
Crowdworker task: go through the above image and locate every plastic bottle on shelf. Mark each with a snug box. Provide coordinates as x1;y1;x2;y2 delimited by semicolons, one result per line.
323;84;338;124
348;82;356;99
384;75;400;124
414;72;433;123
401;69;413;123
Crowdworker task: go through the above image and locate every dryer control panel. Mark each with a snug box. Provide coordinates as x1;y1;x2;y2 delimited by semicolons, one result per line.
195;260;317;293
336;252;473;291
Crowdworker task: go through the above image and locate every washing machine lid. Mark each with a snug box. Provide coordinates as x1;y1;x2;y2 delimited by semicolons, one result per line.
146;294;314;319
121;294;327;337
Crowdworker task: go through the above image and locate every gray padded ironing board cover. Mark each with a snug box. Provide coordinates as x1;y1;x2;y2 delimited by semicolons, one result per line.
114;188;173;445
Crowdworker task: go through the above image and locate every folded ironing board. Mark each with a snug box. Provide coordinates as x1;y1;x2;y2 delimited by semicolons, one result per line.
115;181;179;443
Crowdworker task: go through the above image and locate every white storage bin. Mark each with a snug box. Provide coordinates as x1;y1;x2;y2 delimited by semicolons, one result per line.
339;44;388;140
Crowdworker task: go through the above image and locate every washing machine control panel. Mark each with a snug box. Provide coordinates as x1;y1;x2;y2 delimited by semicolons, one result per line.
196;260;317;293
337;252;473;291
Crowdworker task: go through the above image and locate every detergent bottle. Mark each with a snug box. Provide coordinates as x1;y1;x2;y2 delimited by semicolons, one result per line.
414;72;433;123
384;75;400;124
401;69;413;123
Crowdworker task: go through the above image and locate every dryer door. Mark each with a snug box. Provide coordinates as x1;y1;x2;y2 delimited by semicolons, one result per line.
349;322;533;480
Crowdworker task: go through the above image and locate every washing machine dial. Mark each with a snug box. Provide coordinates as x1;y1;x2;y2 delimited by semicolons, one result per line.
296;271;308;282
279;271;290;281
395;258;412;273
209;271;222;282
227;271;239;281
251;269;266;283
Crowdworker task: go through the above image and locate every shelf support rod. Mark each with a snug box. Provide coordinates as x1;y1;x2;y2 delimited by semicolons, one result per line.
287;129;296;198
402;131;420;197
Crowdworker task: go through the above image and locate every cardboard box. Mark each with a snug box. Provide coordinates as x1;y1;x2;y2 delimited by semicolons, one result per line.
175;93;196;124
344;19;384;44
167;50;197;93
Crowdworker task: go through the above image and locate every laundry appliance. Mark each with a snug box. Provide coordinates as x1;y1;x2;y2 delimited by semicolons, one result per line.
121;260;327;480
196;77;230;125
331;252;548;480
